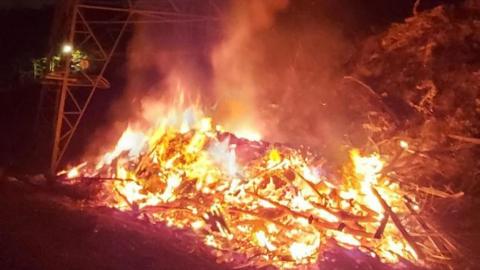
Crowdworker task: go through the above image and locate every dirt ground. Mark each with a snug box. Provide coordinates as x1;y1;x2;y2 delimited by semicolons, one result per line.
0;180;230;270
0;179;429;270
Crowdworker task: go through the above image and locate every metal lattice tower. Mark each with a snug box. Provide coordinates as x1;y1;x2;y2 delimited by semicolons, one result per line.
37;0;222;173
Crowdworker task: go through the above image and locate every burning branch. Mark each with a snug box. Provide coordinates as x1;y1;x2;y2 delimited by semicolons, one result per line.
371;187;425;260
55;107;455;268
448;134;480;145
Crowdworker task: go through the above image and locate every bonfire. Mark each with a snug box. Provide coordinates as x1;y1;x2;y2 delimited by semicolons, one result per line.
57;96;457;269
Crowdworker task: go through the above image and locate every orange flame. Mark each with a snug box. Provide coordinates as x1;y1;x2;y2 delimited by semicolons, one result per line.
60;101;423;268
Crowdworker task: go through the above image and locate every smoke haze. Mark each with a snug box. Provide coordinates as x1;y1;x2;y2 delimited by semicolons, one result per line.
210;0;289;135
87;0;360;161
209;0;353;159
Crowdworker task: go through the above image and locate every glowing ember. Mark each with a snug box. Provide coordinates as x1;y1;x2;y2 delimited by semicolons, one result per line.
399;140;409;150
67;167;79;178
60;105;431;269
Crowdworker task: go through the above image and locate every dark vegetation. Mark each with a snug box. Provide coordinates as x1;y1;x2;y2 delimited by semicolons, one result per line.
346;5;480;268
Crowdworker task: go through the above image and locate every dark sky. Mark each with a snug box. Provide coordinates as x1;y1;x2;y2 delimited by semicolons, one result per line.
0;0;54;9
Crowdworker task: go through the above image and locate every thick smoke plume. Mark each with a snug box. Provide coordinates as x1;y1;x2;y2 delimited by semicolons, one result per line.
211;0;289;137
210;0;352;160
87;0;354;161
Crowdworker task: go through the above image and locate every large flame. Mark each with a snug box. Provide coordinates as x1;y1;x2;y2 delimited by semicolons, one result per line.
58;99;424;269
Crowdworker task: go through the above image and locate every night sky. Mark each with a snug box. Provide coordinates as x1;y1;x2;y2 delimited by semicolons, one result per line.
0;0;54;9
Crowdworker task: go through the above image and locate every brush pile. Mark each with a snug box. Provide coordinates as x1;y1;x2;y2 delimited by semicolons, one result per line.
58;106;457;269
341;4;480;268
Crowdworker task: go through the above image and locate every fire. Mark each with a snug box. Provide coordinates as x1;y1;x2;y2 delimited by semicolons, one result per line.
289;241;319;261
67;167;80;178
350;149;384;213
60;103;430;269
233;128;262;141
399;140;409;150
255;230;277;251
332;231;361;247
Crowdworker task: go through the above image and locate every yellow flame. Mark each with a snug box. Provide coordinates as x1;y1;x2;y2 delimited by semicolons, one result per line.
234;129;262;141
289;241;318;261
160;174;182;202
332;231;361;247
255;230;276;251
350;149;384;213
399;140;409;150
59;102;425;268
67;167;79;178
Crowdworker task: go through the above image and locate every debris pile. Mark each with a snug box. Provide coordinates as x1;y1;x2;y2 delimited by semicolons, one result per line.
59;106;454;269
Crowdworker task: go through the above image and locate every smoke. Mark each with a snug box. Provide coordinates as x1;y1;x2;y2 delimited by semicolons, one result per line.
211;0;353;159
82;18;215;159
85;0;355;161
211;0;289;135
255;10;353;156
123;22;213;118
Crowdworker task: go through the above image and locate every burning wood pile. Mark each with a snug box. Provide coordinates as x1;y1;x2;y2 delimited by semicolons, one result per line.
57;102;457;269
48;3;480;269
